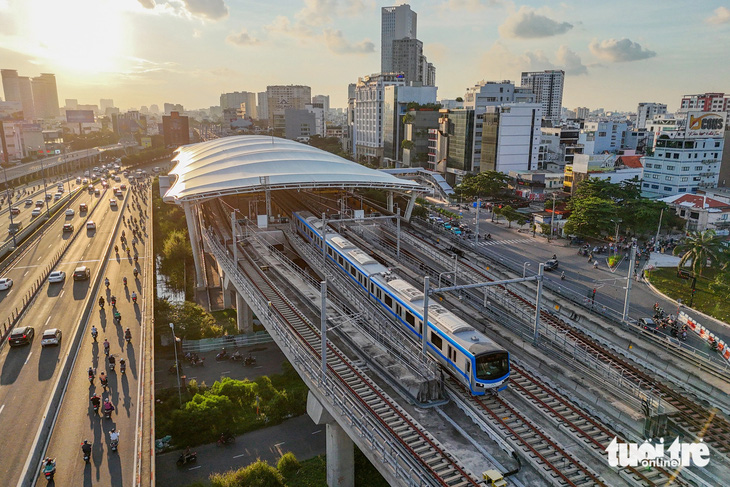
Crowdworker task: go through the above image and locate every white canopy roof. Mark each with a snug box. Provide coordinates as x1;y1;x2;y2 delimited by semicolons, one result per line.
164;136;421;202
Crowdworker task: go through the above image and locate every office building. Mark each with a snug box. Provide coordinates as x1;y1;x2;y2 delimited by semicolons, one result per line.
381;4;417;73
220;91;257;119
463;80;535;109
477;103;542;174
257;92;268;123
574;107;590;119
580;121;629;154
266;85;311;133
31;73;59;119
520;70;564;124
636;102;667;129
285;109;316;140
680;92;729;112
162;111;190;147
100;98;114;114
1;70;35;120
381;84;438;162
353;73;405;162
164;103;184;115
305;103;326;137
1;70;20;103
312;95;330;114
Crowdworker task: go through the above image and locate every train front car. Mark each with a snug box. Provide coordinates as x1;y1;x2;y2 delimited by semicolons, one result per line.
473;346;510;392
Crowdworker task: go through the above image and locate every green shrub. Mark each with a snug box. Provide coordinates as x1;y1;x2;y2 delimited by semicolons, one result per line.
210;460;285;487
277;452;301;478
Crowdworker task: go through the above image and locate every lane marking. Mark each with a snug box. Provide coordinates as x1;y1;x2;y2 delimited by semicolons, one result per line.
221;370;231;374
188;466;202;470
311;430;322;435
44;316;52;327
0;404;5;416
59;290;64;298
274;442;285;447
6;290;12;296
24;352;33;365
232;453;246;459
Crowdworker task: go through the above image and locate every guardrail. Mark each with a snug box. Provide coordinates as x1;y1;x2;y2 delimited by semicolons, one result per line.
181;331;273;353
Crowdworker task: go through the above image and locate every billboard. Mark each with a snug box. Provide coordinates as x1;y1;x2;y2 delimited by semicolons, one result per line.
141;136;152;148
66;109;95;123
684;111;726;138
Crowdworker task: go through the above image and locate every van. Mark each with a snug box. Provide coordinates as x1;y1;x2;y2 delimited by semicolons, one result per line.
73;266;90;281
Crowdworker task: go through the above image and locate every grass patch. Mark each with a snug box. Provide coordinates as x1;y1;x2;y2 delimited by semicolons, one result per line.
647;267;730;322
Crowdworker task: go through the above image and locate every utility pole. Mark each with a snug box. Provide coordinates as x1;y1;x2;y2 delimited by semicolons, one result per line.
231;210;238;264
396;208;401;258
475;198;480;245
654;208;664;248
622;240;637;322
321;280;327;383
3;167;17;247
422;276;430;356
321;212;327;268
533;263;545;344
550;193;557;238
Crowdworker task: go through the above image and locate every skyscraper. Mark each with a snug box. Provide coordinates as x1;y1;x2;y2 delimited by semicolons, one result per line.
100;99;115;114
31;73;59;119
257;92;268;122
381;4;417;73
520;70;564;125
1;70;20;103
1;70;35;119
266;85;311;133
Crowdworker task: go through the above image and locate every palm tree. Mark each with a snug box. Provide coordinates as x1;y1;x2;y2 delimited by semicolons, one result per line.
673;230;726;277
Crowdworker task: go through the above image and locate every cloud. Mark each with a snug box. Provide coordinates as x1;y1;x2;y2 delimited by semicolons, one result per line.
322;29;374;54
227;29;258;46
706;6;730;25
181;0;228;21
556;45;587;75
137;0;155;8
499;6;572;38
265;15;314;38
440;0;501;10
589;38;656;62
210;67;240;78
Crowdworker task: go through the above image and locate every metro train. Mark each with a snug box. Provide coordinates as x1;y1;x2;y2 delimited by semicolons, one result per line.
293;211;510;395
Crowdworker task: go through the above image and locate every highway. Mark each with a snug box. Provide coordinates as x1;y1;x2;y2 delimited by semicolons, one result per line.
36;179;151;486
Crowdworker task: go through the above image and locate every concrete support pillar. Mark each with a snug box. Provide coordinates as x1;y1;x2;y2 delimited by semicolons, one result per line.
236;292;253;334
307;392;354;487
403;191;418;221
222;272;233;309
387;191;394;213
183;201;205;289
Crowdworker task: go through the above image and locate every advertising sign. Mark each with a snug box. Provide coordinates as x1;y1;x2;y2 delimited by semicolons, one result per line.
141;136;152;148
684;111;726;138
66;109;95;123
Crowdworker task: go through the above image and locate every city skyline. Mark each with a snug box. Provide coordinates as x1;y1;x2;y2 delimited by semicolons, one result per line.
1;0;729;112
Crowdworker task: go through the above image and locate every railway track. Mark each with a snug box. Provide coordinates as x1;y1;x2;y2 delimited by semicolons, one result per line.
380;222;730;460
208;202;483;487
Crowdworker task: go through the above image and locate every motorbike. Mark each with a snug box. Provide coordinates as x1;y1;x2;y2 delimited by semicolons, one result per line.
114;310;121;324
104;406;114;419
217;433;236;447
82;445;91;463
230;353;243;362
100;377;108;389
110;436;119;452
42;459;56;480
91;329;98;341
120;361;126;374
189;357;205;367
132;294;137;304
176;451;197;466
244;355;256;366
215;351;229;362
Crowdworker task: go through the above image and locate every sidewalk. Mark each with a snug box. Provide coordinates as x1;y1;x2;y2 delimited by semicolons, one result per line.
156;415;325;485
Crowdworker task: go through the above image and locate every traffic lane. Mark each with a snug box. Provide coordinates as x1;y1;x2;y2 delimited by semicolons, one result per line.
0;199;120;485
0;189;99;321
2;178;85;235
40;187;147;487
156;415;326;486
0;175;79;217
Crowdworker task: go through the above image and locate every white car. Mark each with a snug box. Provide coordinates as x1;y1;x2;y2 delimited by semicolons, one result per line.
53;193;62;201
48;271;66;283
0;278;12;291
41;329;62;347
86;221;96;230
31;208;41;217
65;208;75;216
110;199;117;207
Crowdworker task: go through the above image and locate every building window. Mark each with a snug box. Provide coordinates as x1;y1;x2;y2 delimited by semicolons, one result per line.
667;165;675;170
679;188;687;192
665;176;673;181
643;183;650;188
651;184;659;189
682;166;690;171
673;153;679;159
664;186;672;191
681;177;689;182
652;174;659;179
695;166;703;171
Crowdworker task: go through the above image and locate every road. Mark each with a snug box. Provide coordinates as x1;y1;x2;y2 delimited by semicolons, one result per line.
0;186;122;485
426;203;729;354
1;174;77;219
38;179;151;486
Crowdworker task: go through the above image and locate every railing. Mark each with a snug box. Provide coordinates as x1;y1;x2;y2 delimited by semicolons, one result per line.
182;331;273;353
203;230;446;487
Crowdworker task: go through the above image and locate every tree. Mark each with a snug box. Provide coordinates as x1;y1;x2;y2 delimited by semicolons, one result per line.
160;229;192;291
277;452;301;479
673;230;726;278
458;171;511;199
500;205;527;228
563;196;617;237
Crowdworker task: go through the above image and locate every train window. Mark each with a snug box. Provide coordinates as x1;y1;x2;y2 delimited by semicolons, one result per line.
396;304;402;316
465;360;471;374
447;345;452;362
430;332;443;350
385;295;393;308
406;312;415;327
338;255;344;266
369;283;374;294
376;289;382;300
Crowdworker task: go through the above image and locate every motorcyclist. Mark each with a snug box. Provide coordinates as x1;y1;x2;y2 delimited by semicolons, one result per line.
90;393;101;410
103;338;110;355
81;440;92;457
120;358;126;373
115;244;119;253
103;398;114;415
133;268;138;278
134;254;138;263
552;254;557;260
109;428;120;444
91;325;98;340
110;295;117;307
125;328;132;342
88;366;95;381
593;261;598;269
108;355;116;369
123;276;127;286
131;291;137;302
99;370;107;385
121;230;125;239
561;271;566;280
232;350;242;361
104;277;110;288
217;348;227;359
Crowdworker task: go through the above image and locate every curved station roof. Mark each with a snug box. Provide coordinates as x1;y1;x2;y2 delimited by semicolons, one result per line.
164;136;422;203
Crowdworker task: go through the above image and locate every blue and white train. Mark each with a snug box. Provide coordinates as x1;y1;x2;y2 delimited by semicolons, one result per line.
294;211;510;395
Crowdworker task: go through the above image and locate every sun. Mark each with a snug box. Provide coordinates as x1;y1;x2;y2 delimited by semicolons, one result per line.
23;0;130;74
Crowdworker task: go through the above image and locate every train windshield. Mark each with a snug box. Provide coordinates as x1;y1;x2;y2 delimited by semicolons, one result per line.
475;352;509;382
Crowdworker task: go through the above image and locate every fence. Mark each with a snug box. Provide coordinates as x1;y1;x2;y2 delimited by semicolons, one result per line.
181;331;273;353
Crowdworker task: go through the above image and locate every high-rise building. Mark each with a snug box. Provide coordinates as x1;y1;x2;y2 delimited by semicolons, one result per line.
680;92;729;112
220;91;257;119
520;70;564;125
100;99;114;113
463;80;535;109
162;111;190;147
65;99;78;110
257;92;268;123
266;85;311;133
391;38;422;85
1;70;35;120
312;95;330;113
574;107;590;120
164;103;184;114
636;102;667;129
353;73;405;162
382;84;438;161
381;4;417;73
31;73;59;119
285;109;316;140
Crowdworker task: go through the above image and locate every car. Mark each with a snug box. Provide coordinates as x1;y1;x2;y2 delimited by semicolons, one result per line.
46;193;52;201
638;318;660;333
57;185;64;192
86;221;96;230
31;208;41;217
544;259;559;271
8;326;34;347
48;271;66;283
25;199;33;206
0;277;12;290
114;176;121;182
79;203;88;212
153;167;161;173
8;222;22;235
110;199;117;207
73;266;90;280
65;208;75;216
9;207;20;215
451;227;462;236
36;200;44;207
114;190;122;198
53;193;62;201
82;178;88;184
76;177;82;184
120;184;127;191
63;223;74;233
94;188;100;195
443;222;452;230
41;328;62;347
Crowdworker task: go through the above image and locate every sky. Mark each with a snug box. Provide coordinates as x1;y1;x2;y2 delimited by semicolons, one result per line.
1;0;729;113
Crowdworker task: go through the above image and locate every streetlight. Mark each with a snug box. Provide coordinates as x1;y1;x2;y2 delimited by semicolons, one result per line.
2;166;17;247
38;154;50;217
169;323;182;406
523;262;531;278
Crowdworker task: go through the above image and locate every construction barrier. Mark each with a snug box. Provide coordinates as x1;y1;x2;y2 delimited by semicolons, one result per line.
679;311;730;367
